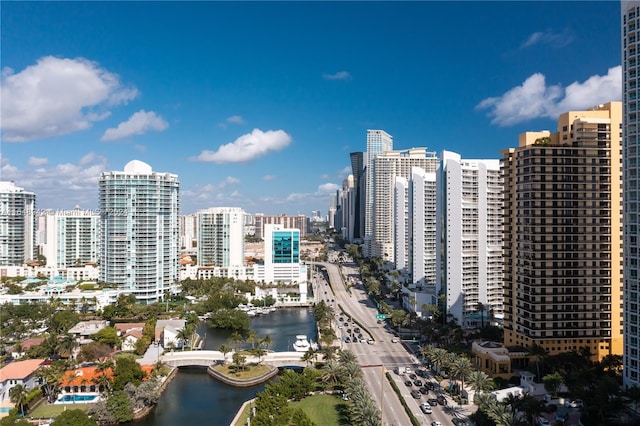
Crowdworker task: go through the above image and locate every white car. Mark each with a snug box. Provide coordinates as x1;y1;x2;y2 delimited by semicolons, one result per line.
538;417;551;426
420;403;432;414
569;399;583;408
391;337;399;343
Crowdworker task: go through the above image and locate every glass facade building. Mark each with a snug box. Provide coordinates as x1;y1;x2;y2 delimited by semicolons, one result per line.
272;230;299;264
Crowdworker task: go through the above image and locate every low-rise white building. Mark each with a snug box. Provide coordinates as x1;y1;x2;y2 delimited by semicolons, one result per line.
155;319;187;350
0;359;45;415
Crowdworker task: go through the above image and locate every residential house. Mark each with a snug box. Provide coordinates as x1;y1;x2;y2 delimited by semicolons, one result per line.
11;338;45;359
155;319;187;350
0;359;45;416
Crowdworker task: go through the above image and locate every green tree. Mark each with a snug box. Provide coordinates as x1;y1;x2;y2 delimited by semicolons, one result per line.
51;409;97;426
106;390;133;423
50;310;80;334
112;356;146;391
57;333;78;359
232;351;246;374
92;326;120;347
9;385;28;417
542;371;565;397
218;344;232;365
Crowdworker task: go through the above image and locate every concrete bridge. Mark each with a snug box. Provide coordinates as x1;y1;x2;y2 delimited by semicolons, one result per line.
160;350;308;368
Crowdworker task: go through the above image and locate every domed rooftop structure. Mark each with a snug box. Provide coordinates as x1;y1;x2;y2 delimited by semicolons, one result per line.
123;160;153;174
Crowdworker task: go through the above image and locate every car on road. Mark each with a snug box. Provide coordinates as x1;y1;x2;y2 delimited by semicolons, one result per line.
367;338;374;344
431;421;442;426
451;419;468;426
413;379;423;387
344;337;351;343
404;380;412;387
420;403;432;414
437;395;446;405
411;390;421;399
537;417;551;426
567;399;583;408
408;373;417;380
391;337;399;343
419;386;429;395
427;398;438;406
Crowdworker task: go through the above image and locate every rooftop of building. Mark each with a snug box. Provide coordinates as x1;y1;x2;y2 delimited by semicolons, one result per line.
0;359;45;382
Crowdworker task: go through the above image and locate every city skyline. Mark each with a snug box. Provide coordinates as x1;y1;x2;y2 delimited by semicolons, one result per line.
1;1;622;215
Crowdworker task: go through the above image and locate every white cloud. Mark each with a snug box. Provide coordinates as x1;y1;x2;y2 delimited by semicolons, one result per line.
101;110;168;141
520;29;573;49
338;166;351;177
317;183;340;193
285;182;340;203
262;174;277;181
320;173;330;179
191;129;292;163
226;115;245;124
1;56;138;142
0;153;109;208
323;71;351;81
28;157;48;166
134;144;147;152
476;66;622;126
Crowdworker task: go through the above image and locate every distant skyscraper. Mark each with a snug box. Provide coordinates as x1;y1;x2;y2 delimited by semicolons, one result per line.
253;214;308;239
502;102;622;360
99;160;180;303
623;1;640;388
350;151;366;241
38;208;99;268
364;130;393;256
437;151;503;327
179;214;198;251
197;207;245;267
0;182;36;266
372;148;438;263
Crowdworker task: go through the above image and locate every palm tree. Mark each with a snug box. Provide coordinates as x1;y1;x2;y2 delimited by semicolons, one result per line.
449;356;473;396
36;365;64;403
245;330;259;349
321;360;341;388
467;370;495;394
528;343;548;382
341;360;362;381
302;347;316;367
94;360;114;395
176;327;191;351
338;349;357;365
229;331;244;352
520;394;546;425
218;344;231;365
260;335;273;352
58;333;78;359
9;384;28;417
476;302;486;328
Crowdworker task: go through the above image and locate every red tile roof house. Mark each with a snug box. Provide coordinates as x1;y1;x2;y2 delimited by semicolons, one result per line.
11;338;45;359
0;359;45;417
114;323;145;352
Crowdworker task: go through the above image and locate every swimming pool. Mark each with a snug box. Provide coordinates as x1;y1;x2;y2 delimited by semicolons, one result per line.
55;394;99;404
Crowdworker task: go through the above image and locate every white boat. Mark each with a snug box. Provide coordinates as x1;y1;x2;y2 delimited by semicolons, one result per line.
246;309;257;317
293;335;311;352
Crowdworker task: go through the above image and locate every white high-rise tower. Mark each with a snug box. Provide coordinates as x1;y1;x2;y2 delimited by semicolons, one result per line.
364;129;393;256
98;160;180;303
0;182;36;266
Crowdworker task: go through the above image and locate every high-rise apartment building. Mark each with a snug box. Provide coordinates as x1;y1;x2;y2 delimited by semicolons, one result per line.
437;151;503;327
98;160;180;303
197;207;245;268
253;214;308;239
260;224;305;284
502;102;623;360
350;151;366;242
364;130;393;256
38;208;99;268
372;148;439;263
0;182;36;266
179;214;198;251
623;1;640;387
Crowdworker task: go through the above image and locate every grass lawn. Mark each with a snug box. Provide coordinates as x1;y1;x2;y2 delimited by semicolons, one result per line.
30;403;91;419
290;394;351;426
212;364;271;380
232;402;252;426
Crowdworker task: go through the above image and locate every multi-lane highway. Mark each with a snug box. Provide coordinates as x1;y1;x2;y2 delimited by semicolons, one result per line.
313;257;473;426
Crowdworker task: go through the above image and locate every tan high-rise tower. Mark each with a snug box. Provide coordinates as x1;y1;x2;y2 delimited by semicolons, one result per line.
502;102;623;361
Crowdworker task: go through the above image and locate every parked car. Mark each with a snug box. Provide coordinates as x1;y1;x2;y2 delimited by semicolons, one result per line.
568;399;583;408
367;338;374;344
427;398;438;406
420;403;433;414
344;337;351;343
537;417;551;426
411;390;422;399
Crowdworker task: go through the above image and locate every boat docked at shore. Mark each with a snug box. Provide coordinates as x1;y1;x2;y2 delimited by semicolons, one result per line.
292;335;318;352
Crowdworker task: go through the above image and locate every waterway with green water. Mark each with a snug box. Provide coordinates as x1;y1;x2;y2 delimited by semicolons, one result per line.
128;307;317;426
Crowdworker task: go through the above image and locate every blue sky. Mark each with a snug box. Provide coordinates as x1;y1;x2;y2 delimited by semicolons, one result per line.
0;1;622;215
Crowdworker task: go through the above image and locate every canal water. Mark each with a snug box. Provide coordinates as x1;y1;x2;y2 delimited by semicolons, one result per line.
129;307;317;426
